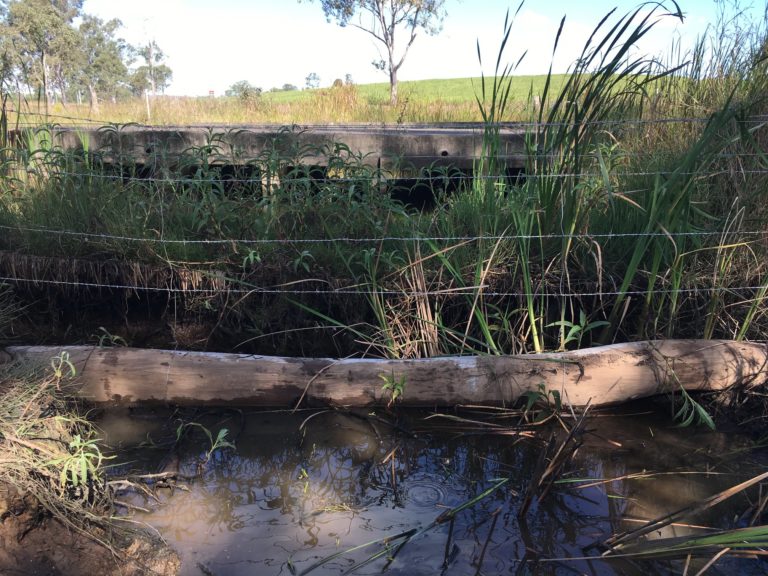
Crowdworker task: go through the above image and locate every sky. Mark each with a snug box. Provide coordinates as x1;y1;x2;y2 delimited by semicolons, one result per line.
80;0;742;96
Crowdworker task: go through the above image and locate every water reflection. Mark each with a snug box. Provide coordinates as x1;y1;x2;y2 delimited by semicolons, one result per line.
97;405;768;576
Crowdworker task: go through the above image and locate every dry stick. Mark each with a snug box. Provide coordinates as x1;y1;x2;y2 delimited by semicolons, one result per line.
475;506;502;576
519;433;553;517
518;403;592;517
441;516;456;572
4;433;59;458
461;232;507;353
693;548;732;576
113;500;151;513
605;469;768;549
537;402;591;502
749;484;768;526
292;358;346;412
682;553;692;576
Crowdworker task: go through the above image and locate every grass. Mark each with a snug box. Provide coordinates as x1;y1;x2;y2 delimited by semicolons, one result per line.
11;75;572;126
0;356;117;546
0;1;765;370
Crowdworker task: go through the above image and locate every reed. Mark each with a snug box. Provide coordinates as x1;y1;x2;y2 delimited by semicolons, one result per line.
0;2;765;364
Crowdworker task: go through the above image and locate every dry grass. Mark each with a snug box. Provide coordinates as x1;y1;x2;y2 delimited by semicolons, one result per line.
0;356;119;546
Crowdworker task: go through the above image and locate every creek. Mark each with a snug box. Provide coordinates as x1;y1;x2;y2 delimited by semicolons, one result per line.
97;403;768;576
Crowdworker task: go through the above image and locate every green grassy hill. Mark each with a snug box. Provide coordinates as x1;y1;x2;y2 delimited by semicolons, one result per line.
263;75;570;106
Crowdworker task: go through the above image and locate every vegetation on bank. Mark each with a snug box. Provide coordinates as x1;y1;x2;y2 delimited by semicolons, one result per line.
0;4;767;572
0;355;181;574
0;2;765;360
11;74;573;125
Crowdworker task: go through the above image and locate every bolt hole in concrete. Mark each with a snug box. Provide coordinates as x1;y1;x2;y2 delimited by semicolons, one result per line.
97;403;768;576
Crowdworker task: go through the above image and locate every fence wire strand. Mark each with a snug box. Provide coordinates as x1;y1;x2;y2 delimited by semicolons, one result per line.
7;109;768;128
1;275;766;299
1;223;766;245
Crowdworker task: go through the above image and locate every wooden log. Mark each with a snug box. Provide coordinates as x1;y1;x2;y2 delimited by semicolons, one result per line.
4;341;767;407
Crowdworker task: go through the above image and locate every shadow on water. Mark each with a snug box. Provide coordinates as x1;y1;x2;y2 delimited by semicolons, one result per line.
96;403;768;576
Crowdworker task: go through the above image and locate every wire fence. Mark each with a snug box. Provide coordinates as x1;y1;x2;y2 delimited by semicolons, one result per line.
31;169;767;186
1;275;765;299
7;108;768;128
1;224;766;245
1;113;767;308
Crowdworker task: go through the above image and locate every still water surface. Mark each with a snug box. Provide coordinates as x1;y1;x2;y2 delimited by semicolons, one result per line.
97;404;768;575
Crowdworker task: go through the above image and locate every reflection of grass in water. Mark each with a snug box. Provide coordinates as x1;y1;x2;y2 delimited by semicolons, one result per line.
604;470;768;562
308;502;356;516
297;477;509;575
108;406;768;575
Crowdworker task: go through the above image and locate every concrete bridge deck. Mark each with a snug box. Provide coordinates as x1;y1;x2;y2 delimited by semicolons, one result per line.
42;123;531;171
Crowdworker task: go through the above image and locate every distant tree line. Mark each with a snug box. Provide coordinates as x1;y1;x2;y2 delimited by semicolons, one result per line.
0;0;173;112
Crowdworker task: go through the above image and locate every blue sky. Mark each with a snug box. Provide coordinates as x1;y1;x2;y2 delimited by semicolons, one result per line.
81;1;743;96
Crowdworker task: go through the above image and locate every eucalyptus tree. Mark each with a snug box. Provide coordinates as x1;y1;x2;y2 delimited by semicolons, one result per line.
3;0;83;112
130;40;172;97
304;0;447;105
76;15;130;112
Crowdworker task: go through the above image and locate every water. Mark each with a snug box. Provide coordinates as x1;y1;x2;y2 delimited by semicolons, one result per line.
97;404;768;576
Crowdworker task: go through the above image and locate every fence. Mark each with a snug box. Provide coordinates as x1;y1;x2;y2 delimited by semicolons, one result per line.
0;111;766;354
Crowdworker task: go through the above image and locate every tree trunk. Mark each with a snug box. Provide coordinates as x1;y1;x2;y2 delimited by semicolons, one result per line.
389;63;398;106
4;341;766;408
87;84;99;114
41;51;49;118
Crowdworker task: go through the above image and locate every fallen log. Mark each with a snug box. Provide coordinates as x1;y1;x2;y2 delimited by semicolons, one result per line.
4;340;767;407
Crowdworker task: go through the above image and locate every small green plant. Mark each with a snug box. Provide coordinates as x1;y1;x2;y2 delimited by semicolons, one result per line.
298;467;310;494
674;386;715;430
93;327;127;347
547;310;610;351
291;250;315;273
46;429;110;500
50;351;76;388
520;383;562;423
176;422;236;466
658;348;716;430
380;372;406;407
242;249;261;270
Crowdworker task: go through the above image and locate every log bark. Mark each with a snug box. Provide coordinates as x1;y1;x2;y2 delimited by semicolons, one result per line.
4;341;767;407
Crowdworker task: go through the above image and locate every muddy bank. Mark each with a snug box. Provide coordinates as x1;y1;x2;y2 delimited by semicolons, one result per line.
0;481;180;576
0;358;180;576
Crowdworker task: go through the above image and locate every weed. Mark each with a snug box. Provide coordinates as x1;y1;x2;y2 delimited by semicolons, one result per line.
0;357;120;549
546;310;609;351
93;327;127;347
380;372;406;407
50;351;76;385
520;383;562;423
46;428;112;500
297;467;310;494
175;422;235;468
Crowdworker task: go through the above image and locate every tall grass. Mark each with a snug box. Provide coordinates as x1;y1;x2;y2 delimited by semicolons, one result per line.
0;2;765;358
10;75;570;127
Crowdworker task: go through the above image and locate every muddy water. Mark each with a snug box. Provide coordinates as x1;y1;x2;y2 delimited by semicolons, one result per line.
97;405;768;576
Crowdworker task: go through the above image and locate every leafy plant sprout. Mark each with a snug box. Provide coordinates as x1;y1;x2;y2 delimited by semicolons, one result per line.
380;371;406;407
175;422;236;473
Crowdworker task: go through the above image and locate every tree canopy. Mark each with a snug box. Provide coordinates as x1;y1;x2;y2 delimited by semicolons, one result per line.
305;0;446;105
0;0;173;112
